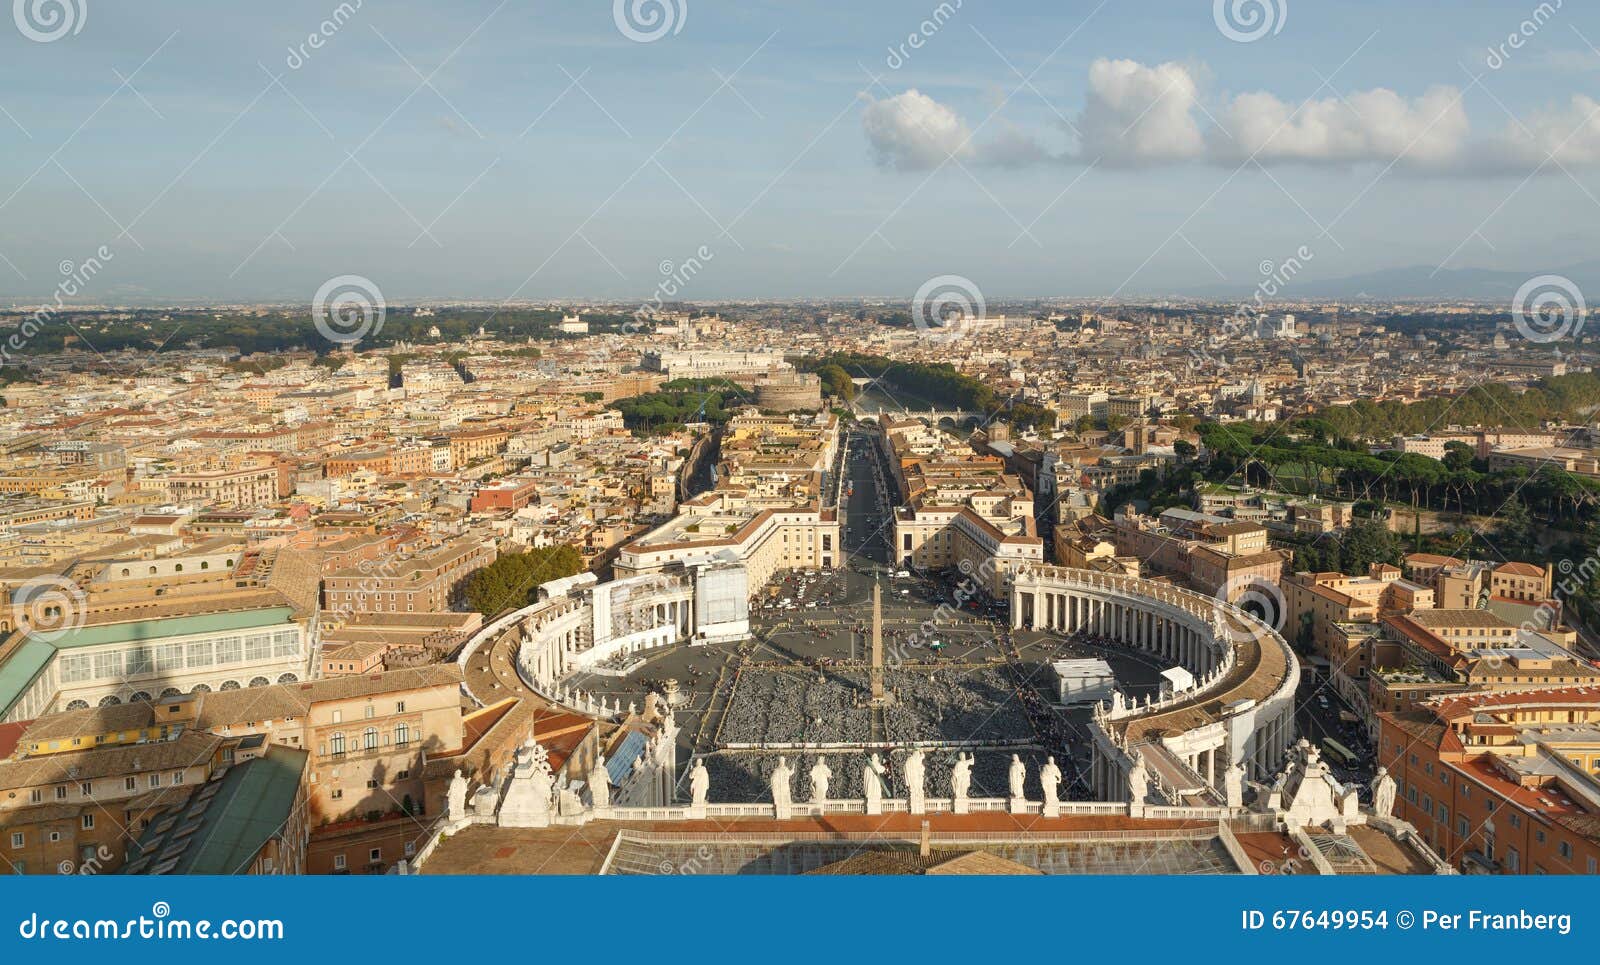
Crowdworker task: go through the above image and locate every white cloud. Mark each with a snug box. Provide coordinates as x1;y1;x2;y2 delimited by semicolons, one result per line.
1211;85;1469;167
1478;94;1600;171
861;89;973;171
860;90;1051;171
1075;59;1204;165
860;63;1600;176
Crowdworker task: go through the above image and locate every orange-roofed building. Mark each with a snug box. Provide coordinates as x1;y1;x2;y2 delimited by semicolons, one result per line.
1379;687;1600;874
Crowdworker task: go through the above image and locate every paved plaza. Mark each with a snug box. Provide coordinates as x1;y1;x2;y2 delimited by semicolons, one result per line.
566;428;1169;804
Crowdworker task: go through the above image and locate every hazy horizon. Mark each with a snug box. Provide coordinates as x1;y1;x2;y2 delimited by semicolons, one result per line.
5;0;1600;305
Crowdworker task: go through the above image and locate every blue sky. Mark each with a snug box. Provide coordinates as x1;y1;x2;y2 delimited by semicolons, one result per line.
2;0;1598;303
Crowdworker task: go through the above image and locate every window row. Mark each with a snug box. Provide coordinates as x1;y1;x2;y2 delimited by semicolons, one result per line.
56;629;301;683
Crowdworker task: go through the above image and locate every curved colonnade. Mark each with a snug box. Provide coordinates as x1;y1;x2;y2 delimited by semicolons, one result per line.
1011;566;1299;805
457;573;696;717
454;564;1297;810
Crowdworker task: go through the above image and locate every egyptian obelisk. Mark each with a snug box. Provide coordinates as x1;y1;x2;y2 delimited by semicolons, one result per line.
870;579;892;705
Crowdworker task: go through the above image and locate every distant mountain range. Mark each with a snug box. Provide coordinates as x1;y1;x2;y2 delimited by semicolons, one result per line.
1191;259;1600;302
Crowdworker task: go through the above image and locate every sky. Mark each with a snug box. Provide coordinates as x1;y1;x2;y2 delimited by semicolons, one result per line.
2;0;1599;304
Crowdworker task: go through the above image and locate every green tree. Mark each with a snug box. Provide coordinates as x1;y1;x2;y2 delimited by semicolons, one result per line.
463;545;584;616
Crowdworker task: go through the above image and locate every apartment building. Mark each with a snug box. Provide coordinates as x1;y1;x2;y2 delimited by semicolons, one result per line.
1380;688;1600;874
1369;609;1600;716
1284;565;1434;676
190;665;464;872
322;536;495;615
164;464;288;508
1112;505;1290;600
448;427;511;468
0;712;222;874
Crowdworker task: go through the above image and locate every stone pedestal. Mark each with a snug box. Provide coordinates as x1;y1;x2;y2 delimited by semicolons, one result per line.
1008;796;1029;815
499;784;552;828
498;739;554;829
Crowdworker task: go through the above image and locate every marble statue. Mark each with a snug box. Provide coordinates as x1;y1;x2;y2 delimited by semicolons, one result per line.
447;769;469;822
689;757;711;807
904;748;926;813
1371;766;1396;819
864;753;887;814
809;756;833;805
771;756;793;815
1225;761;1245;810
588;755;610;810
558;782;583;817
950;753;973;812
1040;756;1061;817
1008;754;1027;799
1127;750;1148;806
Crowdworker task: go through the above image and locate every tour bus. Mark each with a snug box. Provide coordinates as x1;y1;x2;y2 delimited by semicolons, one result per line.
1321;738;1359;769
